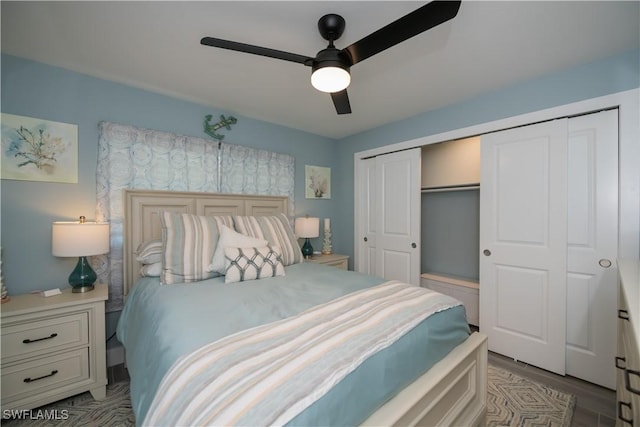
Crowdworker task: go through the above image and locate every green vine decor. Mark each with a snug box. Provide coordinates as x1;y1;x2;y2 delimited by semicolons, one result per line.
9;126;64;172
204;114;237;141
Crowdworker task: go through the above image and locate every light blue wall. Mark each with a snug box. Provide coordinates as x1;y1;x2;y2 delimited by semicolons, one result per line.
332;49;640;263
1;54;338;336
2;49;639;341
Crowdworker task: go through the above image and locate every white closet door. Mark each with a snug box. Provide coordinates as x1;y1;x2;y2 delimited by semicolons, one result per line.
375;148;421;285
566;109;618;389
480;119;568;375
357;157;377;276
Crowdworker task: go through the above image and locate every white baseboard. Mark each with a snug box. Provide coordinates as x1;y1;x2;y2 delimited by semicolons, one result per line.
107;344;125;367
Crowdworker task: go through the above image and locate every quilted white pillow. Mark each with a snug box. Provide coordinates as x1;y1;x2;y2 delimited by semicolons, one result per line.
208;224;268;274
224;246;285;284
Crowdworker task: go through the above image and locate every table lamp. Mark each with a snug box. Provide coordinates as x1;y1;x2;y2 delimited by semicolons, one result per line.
294;216;319;258
52;216;110;293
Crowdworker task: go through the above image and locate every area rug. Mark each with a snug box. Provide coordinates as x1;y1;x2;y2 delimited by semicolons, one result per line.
486;365;576;426
2;365;575;426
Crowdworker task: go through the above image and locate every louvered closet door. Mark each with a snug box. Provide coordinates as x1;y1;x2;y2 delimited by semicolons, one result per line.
480;119;568;375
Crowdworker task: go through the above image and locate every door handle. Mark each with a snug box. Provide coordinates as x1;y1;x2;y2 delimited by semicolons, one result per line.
599;258;612;268
411;243;417;249
363;237;368;242
483;249;491;256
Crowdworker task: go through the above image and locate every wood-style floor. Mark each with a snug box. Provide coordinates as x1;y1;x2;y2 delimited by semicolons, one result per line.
108;352;617;427
488;351;617;427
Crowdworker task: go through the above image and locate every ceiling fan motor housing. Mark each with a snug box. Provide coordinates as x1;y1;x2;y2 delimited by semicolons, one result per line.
311;47;352;93
312;47;352;72
318;14;346;43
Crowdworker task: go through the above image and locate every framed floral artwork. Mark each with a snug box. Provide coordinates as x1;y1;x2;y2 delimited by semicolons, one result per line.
305;165;331;199
1;113;78;183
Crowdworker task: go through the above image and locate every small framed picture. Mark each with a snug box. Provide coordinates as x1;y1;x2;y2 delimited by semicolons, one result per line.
1;113;78;183
305;165;331;199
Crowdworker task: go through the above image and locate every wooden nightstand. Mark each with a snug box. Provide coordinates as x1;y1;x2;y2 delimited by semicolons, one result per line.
306;254;349;270
1;283;108;410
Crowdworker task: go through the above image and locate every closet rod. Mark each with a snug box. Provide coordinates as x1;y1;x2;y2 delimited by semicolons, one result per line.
421;185;480;194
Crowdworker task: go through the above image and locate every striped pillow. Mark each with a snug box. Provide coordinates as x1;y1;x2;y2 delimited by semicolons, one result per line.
135;239;163;264
233;214;302;266
160;212;234;285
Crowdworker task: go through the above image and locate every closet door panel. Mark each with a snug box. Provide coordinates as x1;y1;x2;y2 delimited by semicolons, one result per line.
381;250;413;284
565;109;618;389
495;139;549;245
375;148;421;285
480;119;567;376
357;158;377;276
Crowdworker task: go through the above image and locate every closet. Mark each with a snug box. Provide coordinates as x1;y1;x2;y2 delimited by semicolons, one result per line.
356;109;619;389
420;137;481;327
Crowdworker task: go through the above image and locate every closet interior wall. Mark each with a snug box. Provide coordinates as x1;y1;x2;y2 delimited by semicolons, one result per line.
420;137;481;326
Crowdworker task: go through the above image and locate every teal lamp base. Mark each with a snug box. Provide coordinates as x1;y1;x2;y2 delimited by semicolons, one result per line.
301;238;314;258
69;256;96;293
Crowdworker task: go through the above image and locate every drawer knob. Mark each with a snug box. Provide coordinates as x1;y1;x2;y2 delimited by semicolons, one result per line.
619;310;630;321
23;333;58;344
625;369;640;395
616;356;627;370
24;370;58;383
618;401;634;425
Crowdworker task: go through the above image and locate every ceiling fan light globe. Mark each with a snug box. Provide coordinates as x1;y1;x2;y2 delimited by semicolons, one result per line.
311;67;351;93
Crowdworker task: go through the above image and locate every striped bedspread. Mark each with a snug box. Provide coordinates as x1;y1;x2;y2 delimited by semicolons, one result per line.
142;281;462;426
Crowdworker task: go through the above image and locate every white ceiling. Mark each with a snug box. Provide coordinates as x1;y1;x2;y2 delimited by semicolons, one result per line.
2;1;638;139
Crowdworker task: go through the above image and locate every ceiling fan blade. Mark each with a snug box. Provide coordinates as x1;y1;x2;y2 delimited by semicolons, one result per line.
201;37;313;65
331;90;352;115
343;1;461;65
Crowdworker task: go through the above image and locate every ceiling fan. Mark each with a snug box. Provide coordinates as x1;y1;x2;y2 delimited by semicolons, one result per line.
201;1;461;115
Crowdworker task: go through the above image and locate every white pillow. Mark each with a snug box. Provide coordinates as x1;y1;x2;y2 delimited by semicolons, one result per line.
224;246;285;284
140;262;162;277
208;224;268;274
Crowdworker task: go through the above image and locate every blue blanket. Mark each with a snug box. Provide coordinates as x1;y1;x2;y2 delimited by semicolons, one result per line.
117;262;469;425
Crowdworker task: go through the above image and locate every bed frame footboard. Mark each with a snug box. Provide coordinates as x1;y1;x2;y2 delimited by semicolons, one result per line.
361;332;488;427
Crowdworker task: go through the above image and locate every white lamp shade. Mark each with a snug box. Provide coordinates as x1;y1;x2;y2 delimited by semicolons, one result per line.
294;217;320;239
52;221;110;257
311;67;351;93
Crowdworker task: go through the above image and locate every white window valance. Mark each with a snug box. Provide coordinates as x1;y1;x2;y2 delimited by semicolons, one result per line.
95;121;295;311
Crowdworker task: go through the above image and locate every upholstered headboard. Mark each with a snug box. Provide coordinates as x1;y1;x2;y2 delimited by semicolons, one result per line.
123;189;289;297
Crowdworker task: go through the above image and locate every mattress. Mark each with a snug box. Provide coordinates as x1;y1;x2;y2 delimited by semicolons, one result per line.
117;262;470;425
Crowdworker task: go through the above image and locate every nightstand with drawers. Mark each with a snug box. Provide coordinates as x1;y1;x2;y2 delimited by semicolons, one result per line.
306;253;349;270
1;284;108;410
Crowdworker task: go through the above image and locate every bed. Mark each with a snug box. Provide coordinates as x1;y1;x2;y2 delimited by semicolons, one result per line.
117;189;488;426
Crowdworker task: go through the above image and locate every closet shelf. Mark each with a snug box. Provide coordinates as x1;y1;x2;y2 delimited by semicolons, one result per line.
420;272;479;290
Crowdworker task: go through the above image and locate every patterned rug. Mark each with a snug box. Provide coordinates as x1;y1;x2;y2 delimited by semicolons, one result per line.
2;365;575;426
486;365;576;426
